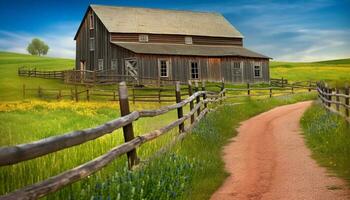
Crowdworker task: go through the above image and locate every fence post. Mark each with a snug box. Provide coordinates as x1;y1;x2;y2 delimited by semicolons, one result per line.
291;85;294;94
158;89;161;104
118;82;138;169
57;90;62;101
247;83;250;96
75;85;78;102
269;87;272;98
86;87;90;101
202;80;207;108
113;91;116;101
23;84;26;99
335;88;340;111
38;86;42;98
132;87;135;104
308;81;312;92
345;85;349;118
195;81;201;116
188;80;195;124
175;82;184;133
281;77;284;88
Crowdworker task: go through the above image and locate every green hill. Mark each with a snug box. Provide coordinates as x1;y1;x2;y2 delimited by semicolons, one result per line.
270;58;350;85
0;51;74;101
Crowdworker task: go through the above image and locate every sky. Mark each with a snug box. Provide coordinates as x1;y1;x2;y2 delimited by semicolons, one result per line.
0;0;349;61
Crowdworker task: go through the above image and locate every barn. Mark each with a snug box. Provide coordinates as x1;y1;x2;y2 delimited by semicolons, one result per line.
74;4;270;85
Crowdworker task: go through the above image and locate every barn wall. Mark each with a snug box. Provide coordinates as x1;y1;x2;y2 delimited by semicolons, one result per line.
75;10;90;70
110;33;243;46
136;54;269;83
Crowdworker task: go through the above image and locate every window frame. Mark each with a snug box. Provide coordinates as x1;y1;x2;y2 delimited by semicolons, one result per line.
139;34;149;43
254;64;262;78
190;61;199;79
185;36;193;45
111;59;118;70
158;58;170;78
98;59;104;71
89;38;95;51
89;13;94;30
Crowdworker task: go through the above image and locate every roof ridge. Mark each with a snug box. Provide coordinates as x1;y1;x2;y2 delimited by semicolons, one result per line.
90;4;221;15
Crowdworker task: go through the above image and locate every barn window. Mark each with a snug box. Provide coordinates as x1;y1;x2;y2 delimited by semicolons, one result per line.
190;61;199;79
139;34;149;43
254;65;262;78
185;36;193;44
89;13;94;29
158;59;170;77
111;59;118;70
89;38;95;51
98;59;104;71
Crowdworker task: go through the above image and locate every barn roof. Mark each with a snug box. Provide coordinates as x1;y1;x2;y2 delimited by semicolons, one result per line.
112;42;270;58
90;5;243;38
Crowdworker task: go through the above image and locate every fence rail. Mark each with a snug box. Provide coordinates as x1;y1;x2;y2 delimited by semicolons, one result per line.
22;79;317;103
0;80;226;200
18;67;65;79
316;82;350;122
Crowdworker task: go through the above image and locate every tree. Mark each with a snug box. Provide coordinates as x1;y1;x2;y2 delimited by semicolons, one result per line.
27;38;49;56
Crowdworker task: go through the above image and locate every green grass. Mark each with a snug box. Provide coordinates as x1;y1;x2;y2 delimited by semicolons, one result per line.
301;102;350;184
0;51;74;101
270;58;350;86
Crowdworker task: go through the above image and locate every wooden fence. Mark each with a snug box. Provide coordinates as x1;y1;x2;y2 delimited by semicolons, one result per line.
0;81;226;199
316;82;350;122
18;67;65;79
22;84;190;103
22;79;317;103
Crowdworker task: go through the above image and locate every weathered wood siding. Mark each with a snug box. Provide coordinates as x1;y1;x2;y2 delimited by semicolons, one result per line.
110;33;243;46
133;53;269;83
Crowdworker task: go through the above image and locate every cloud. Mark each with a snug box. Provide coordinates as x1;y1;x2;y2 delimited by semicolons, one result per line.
0;22;78;58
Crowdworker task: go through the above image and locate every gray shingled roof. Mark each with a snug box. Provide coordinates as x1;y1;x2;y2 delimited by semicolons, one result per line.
91;5;243;38
112;42;270;58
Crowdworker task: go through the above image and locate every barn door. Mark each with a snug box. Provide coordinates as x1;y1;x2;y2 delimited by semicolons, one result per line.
124;58;139;83
232;61;243;83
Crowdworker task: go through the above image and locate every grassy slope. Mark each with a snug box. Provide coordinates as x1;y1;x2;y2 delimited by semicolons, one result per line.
0;51;74;101
270;58;350;86
301;102;350;184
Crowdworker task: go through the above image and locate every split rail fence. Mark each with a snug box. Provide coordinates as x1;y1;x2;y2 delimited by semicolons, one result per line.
18;67;65;79
316;82;350;122
0;81;226;200
22;79;316;103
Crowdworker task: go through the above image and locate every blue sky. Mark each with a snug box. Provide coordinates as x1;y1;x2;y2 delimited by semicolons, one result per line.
0;0;349;61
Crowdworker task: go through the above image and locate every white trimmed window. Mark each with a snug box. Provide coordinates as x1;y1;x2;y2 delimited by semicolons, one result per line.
185;36;193;44
98;59;104;71
111;59;118;70
190;61;199;79
159;59;170;77
254;65;262;78
139;34;149;42
89;13;94;29
89;38;95;51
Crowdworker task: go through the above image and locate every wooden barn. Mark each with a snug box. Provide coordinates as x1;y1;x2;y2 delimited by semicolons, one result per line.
74;4;270;85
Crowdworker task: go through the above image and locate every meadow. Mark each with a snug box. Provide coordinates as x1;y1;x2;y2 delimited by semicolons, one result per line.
0;51;349;199
270;59;350;87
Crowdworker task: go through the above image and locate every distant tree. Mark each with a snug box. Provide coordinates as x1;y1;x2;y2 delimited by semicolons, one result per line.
27;38;49;56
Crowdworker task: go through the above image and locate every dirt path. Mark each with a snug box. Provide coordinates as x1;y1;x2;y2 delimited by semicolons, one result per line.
211;101;350;200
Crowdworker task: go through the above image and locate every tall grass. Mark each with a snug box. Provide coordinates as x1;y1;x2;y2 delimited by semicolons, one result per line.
301;102;350;184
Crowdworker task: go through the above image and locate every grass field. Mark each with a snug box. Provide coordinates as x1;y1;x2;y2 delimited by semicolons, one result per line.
271;58;350;87
0;51;73;101
0;93;317;199
301;102;350;184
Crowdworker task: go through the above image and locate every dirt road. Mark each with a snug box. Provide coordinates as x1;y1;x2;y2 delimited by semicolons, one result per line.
211;101;350;200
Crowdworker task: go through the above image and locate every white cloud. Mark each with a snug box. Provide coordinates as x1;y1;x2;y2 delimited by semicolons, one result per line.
0;22;78;59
